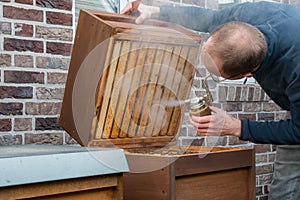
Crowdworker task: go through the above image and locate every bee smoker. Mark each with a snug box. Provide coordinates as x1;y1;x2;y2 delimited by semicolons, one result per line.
186;75;213;117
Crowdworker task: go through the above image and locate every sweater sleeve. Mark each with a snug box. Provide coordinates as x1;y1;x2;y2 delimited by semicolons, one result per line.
240;119;300;145
240;73;300;145
158;2;278;33
159;5;216;33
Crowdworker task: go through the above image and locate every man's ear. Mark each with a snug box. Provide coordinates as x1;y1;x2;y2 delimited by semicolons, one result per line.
243;72;253;78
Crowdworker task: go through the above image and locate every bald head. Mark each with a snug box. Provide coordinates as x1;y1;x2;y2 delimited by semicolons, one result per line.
204;21;267;79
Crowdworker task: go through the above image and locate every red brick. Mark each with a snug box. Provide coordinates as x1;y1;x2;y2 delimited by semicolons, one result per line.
227;86;236;101
25;133;63;145
15;0;33;5
248;87;254;101
268;153;276;162
256;154;268;164
258;195;269;200
0;103;23;115
238;113;256;120
25;102;61;115
228;136;248;145
244;102;262;112
65;133;79;144
276;111;291;120
47;72;68;84
0;134;22;145
46;12;72;26
256;164;273;175
36;0;72;11
203;78;216;89
14;55;34;67
14;118;32;131
224;102;242;112
192;79;201;88
262;102;282;112
4;38;43;53
15;23;33;37
253;87;261;101
256;186;263;196
0;86;33;99
4;71;44;84
46;42;72;56
187;126;197;137
218;85;229;102
0;119;12;131
255;144;271;153
0;54;11;67
206;136;227;146
3;6;43;22
260;90;266;101
258;112;275;121
36;87;64;100
235;86;242;101
35;117;63;130
181;137;204;146
36;26;73;41
271;144;277;152
241;86;248;101
36;56;69;70
258;173;273;185
0;22;11;34
195;68;207;78
180;126;188;137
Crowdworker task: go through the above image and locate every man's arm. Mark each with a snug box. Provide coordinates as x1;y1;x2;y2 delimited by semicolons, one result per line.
122;1;278;33
241;78;300;145
241;119;300;145
158;2;278;33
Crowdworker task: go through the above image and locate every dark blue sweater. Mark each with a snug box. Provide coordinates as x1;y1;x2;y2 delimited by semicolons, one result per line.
159;2;300;144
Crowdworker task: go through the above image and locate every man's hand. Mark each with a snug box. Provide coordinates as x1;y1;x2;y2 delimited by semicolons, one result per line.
189;106;241;137
121;0;141;15
121;0;160;24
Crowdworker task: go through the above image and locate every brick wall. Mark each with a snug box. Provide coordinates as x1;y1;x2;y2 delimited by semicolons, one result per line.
0;0;298;200
0;0;73;145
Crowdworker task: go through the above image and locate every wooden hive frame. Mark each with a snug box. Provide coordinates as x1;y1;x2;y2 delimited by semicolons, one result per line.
59;10;202;149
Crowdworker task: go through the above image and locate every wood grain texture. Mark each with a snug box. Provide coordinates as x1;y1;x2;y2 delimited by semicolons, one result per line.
0;174;123;200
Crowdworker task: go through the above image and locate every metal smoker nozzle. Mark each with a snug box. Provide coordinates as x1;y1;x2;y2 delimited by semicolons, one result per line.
184;97;203;104
184;96;207;110
184;74;214;106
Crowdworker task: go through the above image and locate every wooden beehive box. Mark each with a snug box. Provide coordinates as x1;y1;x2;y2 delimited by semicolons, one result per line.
59;10;255;200
59;10;202;148
123;146;255;200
